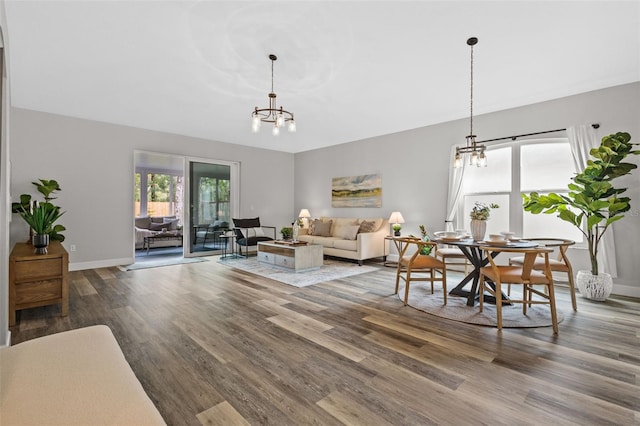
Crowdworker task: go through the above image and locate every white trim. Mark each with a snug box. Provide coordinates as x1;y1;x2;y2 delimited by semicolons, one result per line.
2;330;10;348
70;258;133;271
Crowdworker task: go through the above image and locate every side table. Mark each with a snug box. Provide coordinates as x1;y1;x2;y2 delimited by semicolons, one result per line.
9;241;69;326
219;234;238;259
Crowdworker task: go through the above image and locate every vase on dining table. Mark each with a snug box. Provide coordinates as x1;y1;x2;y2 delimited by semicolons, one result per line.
470;219;486;241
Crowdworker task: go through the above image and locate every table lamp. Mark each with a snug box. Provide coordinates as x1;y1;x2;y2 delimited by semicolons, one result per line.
389;211;405;236
298;209;311;228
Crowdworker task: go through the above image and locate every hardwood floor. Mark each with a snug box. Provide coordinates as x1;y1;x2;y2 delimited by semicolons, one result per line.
9;258;640;425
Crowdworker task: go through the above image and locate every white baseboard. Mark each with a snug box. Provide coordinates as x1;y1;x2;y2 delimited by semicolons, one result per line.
612;283;640;299
69;258;133;271
2;330;11;348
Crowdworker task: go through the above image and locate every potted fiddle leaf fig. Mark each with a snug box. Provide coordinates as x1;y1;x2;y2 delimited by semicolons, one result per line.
522;132;639;300
12;179;66;253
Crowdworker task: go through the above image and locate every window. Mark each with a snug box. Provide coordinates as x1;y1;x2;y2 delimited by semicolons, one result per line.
458;139;583;242
135;171;183;221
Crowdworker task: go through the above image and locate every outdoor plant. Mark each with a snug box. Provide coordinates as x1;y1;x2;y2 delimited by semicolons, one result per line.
522;132;638;275
469;202;499;220
12;179;66;241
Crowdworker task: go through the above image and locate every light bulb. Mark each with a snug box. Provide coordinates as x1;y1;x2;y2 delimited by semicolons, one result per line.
276;112;285;127
272;124;280;136
479;151;487;167
470;151;478;166
288;120;296;132
454;152;461;168
251;115;261;132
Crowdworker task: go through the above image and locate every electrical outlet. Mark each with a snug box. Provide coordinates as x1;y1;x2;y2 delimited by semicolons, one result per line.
70;244;77;252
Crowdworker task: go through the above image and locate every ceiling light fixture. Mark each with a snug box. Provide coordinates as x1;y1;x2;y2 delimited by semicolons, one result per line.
454;37;486;168
251;54;296;135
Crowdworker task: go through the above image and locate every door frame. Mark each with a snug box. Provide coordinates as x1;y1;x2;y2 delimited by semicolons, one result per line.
184;156;240;258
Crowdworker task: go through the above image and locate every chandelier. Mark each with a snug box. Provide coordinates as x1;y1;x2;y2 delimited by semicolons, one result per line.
251;54;296;135
454;37;486;168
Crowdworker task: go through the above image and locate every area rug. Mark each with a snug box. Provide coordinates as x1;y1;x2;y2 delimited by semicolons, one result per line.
398;279;564;328
218;257;378;287
120;256;208;271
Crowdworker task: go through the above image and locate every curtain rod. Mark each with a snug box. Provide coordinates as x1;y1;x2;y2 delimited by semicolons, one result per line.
477;123;600;145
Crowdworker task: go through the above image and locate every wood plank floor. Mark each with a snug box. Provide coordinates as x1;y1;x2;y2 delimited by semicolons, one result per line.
9;258;640;425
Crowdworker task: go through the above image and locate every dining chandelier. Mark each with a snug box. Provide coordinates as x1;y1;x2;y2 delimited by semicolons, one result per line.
251;54;296;135
454;37;486;168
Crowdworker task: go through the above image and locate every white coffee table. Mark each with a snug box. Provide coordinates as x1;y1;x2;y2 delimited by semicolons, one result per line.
257;241;324;271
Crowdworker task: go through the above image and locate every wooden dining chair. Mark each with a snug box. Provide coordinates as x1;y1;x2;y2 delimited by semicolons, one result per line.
393;237;447;306
508;238;576;311
435;246;471;274
479;245;558;333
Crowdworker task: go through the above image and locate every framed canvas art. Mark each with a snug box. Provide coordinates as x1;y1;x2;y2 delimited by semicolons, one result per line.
331;174;382;207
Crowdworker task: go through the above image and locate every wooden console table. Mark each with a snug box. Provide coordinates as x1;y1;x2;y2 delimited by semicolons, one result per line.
9;241;69;326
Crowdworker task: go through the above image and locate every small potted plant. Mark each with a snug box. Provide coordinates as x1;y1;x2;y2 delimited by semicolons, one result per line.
392;224;402;236
469;202;499;241
12;179;66;254
280;226;293;240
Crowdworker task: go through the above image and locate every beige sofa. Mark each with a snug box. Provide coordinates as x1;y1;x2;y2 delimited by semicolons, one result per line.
0;325;166;425
135;216;183;250
297;217;388;265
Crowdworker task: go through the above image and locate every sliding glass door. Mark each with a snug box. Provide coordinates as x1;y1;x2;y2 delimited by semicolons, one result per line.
186;158;239;257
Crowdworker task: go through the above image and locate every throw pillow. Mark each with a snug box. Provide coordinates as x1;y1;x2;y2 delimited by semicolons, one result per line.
341;225;360;240
163;218;180;230
358;220;377;233
313;220;333;237
149;222;167;231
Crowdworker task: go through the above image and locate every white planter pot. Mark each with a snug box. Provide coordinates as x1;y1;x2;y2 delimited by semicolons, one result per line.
576;270;613;301
470;219;487;241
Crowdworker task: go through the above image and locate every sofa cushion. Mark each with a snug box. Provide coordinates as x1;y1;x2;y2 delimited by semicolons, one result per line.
135;217;152;229
150;216;174;223
309;236;337;248
233;217;261;228
358;220;377;233
334;239;357;251
312;220;333;236
163;218;180;230
149;222;168;231
339;225;360;240
330;218;359;238
359;218;383;232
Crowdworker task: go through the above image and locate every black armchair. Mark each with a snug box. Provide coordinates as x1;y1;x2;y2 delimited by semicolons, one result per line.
232;217;276;257
194;221;229;249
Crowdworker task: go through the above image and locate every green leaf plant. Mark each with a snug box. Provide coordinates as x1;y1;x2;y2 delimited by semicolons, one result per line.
11;179;66;242
522;132;639;276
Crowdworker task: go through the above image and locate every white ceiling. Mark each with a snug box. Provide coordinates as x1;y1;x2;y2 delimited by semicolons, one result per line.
4;1;639;153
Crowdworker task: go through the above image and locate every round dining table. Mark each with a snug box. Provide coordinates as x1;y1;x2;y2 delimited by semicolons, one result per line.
433;237;539;306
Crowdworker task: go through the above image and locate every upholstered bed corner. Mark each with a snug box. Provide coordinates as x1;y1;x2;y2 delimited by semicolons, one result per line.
0;325;165;425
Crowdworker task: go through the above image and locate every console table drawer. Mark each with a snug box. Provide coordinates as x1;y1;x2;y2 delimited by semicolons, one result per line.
257;251;276;264
14;258;63;281
275;255;294;268
15;279;63;305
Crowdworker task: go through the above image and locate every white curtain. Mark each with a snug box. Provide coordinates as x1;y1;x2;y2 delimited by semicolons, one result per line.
567;125;617;277
445;146;466;232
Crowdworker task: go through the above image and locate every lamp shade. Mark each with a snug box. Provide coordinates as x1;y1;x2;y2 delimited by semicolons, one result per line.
298;209;311;218
389;211;405;224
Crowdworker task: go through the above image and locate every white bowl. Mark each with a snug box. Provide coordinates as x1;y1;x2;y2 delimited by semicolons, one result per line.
501;231;515;239
489;234;504;242
443;231;458;238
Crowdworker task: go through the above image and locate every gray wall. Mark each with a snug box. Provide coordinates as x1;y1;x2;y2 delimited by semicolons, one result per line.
9;108;295;269
295;82;640;297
